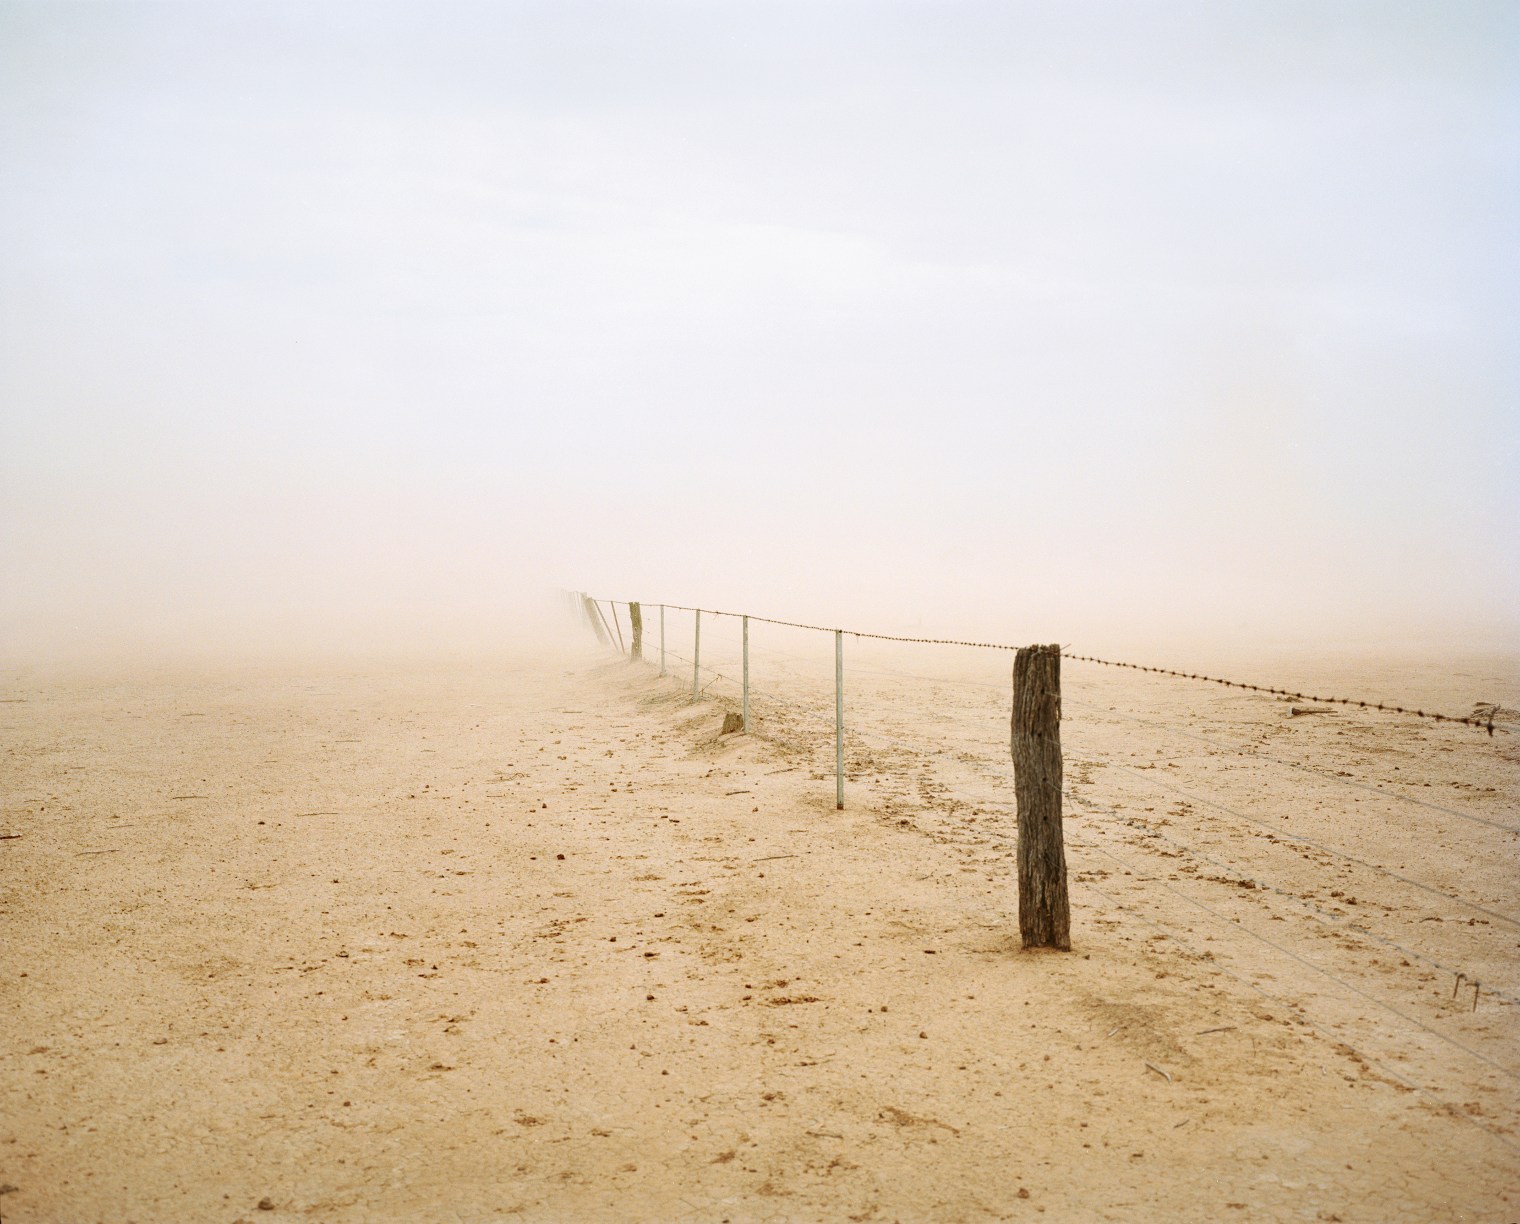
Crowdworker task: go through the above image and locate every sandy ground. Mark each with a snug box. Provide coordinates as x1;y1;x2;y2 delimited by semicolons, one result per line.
2;633;1517;1222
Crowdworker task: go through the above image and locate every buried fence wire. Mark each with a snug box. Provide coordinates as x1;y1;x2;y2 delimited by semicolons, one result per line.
1065;829;1520;1086
1062;694;1520;836
934;762;1520;1011
595;597;1513;733
1054;786;1520;1009
1087;754;1520;929
839;729;1520;1009
1066;864;1520;1154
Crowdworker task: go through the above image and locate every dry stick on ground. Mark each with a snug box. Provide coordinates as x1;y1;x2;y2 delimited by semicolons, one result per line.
1012;644;1070;950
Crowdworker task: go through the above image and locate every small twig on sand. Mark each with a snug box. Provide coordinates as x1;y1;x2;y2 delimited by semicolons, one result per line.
1144;1062;1173;1084
753;854;797;862
724;790;751;796
0;833;22;841
76;848;125;856
1196;1026;1235;1035
1174;1116;1192;1129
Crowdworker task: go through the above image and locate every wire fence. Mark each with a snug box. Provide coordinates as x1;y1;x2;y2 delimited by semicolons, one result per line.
569;591;1519;1148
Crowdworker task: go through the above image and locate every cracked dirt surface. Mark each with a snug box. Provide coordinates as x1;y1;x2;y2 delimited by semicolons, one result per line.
1;641;1515;1221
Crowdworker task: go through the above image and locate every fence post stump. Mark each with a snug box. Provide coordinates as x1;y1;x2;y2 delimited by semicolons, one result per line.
1012;644;1070;950
629;602;643;661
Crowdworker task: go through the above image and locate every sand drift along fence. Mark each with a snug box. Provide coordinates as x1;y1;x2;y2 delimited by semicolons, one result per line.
568;590;1518;1149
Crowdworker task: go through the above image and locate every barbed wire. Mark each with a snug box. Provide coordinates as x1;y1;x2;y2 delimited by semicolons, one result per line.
1060;693;1520;835
646;637;1517;984
588;595;1512;734
1065;652;1506;733
579;590;1518;1141
801;652;1520;833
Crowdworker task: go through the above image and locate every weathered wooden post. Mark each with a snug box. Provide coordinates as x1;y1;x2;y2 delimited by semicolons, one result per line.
741;615;750;732
629;602;643;661
582;595;610;645
1012;644;1070;950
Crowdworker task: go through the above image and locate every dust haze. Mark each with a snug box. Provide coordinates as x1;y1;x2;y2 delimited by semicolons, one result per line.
3;1;1517;669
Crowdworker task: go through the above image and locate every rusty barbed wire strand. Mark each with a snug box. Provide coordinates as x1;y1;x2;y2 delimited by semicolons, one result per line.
634;625;1518;929
1064;652;1505;734
589;595;1509;734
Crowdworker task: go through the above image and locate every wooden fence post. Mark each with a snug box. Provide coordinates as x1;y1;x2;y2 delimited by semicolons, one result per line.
629;602;643;661
1012;644;1070;950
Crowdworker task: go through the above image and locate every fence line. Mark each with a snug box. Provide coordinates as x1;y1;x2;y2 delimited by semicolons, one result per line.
591;596;1510;732
775;688;1520;1009
569;589;1517;1137
629;614;1514;972
795;652;1519;834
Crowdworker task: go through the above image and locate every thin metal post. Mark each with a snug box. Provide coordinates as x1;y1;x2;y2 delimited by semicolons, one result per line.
834;629;844;810
692;609;701;702
591;598;617;648
608;601;626;654
742;615;750;732
659;605;666;676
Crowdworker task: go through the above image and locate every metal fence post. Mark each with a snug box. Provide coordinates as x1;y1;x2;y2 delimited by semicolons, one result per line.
692;609;701;702
659;605;666;676
835;629;844;810
608;601;626;654
742;615;750;732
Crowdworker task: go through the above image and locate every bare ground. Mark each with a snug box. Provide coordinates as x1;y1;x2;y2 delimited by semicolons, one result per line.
1;642;1516;1222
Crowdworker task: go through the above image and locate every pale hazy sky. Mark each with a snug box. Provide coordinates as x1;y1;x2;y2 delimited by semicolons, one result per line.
2;1;1516;658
